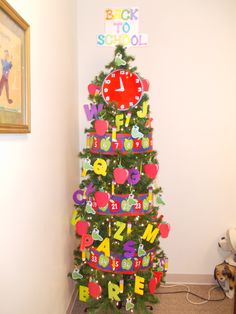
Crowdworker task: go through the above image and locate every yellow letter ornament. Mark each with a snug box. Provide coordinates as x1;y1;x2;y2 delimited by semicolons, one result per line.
79;285;89;302
93;158;107;176
142;224;159;243
108;282;121;301
114;221;126;241
134;276;145;295
96;237;110;257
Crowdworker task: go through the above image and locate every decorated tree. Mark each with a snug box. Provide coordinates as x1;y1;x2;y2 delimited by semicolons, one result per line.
70;45;170;313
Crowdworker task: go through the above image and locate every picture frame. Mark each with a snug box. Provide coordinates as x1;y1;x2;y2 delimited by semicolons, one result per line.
0;0;30;133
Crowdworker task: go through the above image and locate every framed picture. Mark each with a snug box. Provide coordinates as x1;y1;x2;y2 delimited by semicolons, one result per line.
0;0;30;133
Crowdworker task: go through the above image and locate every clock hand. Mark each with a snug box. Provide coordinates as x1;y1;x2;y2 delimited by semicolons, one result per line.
115;77;125;92
119;77;124;91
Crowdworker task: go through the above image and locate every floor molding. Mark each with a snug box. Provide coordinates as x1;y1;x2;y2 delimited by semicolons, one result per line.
166;273;215;285
66;287;77;314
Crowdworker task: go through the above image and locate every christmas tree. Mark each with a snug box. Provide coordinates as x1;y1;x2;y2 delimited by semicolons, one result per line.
70;45;170;313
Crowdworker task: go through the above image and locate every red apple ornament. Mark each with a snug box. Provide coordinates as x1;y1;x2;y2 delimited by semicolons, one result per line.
88;83;101;95
153;271;163;283
144;163;159;179
113;167;129;184
94;119;109;136
94;191;110;208
148;277;158;294
88;281;102;298
142;78;150;91
159;223;170;238
76;220;90;236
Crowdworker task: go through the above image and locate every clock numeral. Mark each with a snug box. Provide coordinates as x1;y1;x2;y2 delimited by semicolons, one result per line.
111;73;115;78
105;79;111;84
104;88;108;93
129;102;134;106
136;79;140;83
138;87;142;92
135;96;140;100
106;96;110;101
120;71;125;75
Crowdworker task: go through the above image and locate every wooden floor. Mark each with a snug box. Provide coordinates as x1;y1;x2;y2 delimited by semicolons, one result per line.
72;285;234;314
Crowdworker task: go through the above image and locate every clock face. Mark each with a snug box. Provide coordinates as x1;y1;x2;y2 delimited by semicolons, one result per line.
102;70;143;111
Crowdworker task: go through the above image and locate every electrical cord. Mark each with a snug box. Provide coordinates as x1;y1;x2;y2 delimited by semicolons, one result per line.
155;281;226;305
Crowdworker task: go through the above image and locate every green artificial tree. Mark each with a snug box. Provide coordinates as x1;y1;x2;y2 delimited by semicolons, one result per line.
69;45;170;314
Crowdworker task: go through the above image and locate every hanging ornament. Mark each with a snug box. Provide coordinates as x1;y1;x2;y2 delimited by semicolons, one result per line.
88;281;102;299
114;52;126;66
70;209;80;226
131;125;144;139
82;158;94;177
159;223;170;238
94;119;109;136
113;166;129;184
112;127;117;142
145;117;153;128
72;267;83;280
85;201;96;215
88;83;101;96
148;277;158;294
93;158;107;176
138;243;146;257
137;101;148;118
141;78;150;91
94;190;111;208
127;222;132;235
108;221;111;237
144;163;159;179
92;228;103;241
153;271;163;283
127;168;141;185
156;196;165;205
125;112;132;127
119;278;124;293
76;220;90;236
126;297;135;311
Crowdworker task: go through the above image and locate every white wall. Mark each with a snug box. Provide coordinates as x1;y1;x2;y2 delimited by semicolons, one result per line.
77;0;236;276
0;0;78;313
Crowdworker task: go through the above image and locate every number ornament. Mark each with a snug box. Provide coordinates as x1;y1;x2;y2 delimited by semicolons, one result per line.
102;70;143;111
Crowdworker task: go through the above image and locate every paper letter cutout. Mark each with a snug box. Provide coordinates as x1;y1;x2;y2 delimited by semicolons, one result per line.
115;114;124;131
108;282;121;301
114;221;126;241
96;237;110;257
142;224;159;243
123;240;136;258
79;285;89;302
80;234;94;251
135;276;145;295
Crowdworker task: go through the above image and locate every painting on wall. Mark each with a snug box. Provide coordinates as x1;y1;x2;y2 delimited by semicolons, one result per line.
0;0;30;133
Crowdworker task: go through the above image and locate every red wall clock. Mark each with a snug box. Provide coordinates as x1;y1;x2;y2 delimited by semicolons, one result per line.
102;70;143;111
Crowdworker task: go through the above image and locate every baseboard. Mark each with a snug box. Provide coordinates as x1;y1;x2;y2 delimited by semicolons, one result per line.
166;273;215;285
66;287;77;314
